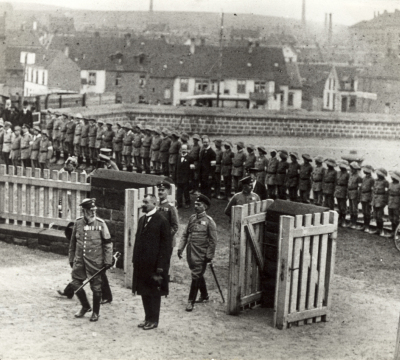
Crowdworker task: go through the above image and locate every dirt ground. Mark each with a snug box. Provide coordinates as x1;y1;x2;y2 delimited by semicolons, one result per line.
1;196;400;360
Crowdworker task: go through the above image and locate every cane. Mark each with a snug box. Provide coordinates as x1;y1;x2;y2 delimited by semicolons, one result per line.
74;252;121;294
208;262;225;303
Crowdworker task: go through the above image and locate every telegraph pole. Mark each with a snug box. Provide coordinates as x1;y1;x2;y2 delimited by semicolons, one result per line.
216;11;224;108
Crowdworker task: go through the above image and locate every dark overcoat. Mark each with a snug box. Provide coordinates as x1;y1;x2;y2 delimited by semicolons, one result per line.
132;211;172;296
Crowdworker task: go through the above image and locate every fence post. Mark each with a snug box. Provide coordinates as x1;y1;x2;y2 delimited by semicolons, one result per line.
124;188;138;288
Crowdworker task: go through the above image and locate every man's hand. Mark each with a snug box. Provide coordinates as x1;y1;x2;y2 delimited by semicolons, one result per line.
156;268;163;274
177;249;183;259
205;257;212;264
104;263;112;270
70;262;73;268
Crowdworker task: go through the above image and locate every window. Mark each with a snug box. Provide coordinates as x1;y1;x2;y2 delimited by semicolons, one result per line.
328;78;332;89
139;75;146;88
180;78;188;92
88;72;96;86
326;94;330;107
35;70;39;84
332;94;336;109
164;88;171;99
42;71;45;85
115;72;121;86
288;92;294;106
237;80;246;94
224;89;230;95
195;79;208;92
254;81;266;93
30;68;33;82
210;79;218;92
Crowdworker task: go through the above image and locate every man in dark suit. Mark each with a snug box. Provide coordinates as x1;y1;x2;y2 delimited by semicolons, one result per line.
18;100;33;128
249;168;268;200
198;136;216;200
132;194;172;330
176;144;193;208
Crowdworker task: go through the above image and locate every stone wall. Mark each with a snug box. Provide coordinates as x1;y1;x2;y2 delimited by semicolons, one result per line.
62;104;400;140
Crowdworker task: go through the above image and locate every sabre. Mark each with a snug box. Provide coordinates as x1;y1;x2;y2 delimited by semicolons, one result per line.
208;262;225;303
74;252;121;294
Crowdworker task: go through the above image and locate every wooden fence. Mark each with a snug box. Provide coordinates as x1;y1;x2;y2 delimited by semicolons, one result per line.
124;185;176;288
0;164;90;228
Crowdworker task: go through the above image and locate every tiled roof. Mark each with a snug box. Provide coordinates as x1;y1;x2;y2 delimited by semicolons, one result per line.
6;47;64;70
358;56;400;81
6;29;42;48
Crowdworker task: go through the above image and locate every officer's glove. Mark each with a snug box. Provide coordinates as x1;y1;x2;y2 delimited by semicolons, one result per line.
156;268;163;274
177;249;183;259
205;257;212;264
70;262;74;268
104;263;112;270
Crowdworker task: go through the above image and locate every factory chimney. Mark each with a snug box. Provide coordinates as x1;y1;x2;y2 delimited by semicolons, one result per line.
328;13;332;45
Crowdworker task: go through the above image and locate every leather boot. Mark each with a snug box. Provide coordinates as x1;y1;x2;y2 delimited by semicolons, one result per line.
186;279;199;312
74;290;91;318
90;293;101;322
363;225;369;233
196;277;209;303
57;282;74;299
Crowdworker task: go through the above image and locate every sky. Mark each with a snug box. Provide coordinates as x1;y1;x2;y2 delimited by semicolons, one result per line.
5;0;400;25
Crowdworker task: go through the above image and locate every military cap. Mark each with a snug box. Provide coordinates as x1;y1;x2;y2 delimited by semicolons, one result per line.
192;134;201;141
88;118;96;122
99;154;110;161
170;130;180;138
40;109;50;115
41;130;49;137
257;146;267;154
66;156;78;165
270;149;278;154
97;119;104;125
289;151;299;160
106;121;113;126
239;176;253;185
338;160;349;170
22;123;30;129
144;125;152;131
100;148;112;156
376;168;388;178
153;127;162;135
135;124;142;130
325;158;336;167
161;128;170;135
116;122;123;127
315;155;324;163
74;113;83;119
390;171;400;182
180;132;189;141
80;198;97;210
195;194;211;208
223;140;233;148
156;179;172;190
341;152;364;164
33;125;41;133
236;141;245;149
362;165;374;174
279;149;288;158
247;144;256;151
302;154;312;161
350;161;361;170
213;139;223;146
123;122;132;130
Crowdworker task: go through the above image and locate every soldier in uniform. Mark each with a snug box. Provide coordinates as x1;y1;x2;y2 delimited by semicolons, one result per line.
102;122;115;150
370;168;389;236
38;131;53;171
122;123;134;172
98;154;119;171
360;165;375;233
188;134;201;194
180;132;190;150
87;118;97;171
386;171;400;238
141;125;153;174
312;156;325;206
255;146;268;186
178;195;217;312
266;149;279;200
0;121;3;162
30;126;41;169
94;120;104;168
232;142;247;194
20;124;32;169
113;122;125;170
10;125;21;168
65;115;76;158
224;176;261;219
348;162;363;229
169;131;181;183
45;110;54;142
335;161;350;227
59;114;68;165
150;127;162;174
299;154;313;203
80;118;90;169
244;144;256;175
221;141;234;199
199;136;216;200
159;128;171;176
212;139;223;198
322;158;337;210
286;152;301;202
276;150;289;200
2;121;14;169
68;198;113;322
52;113;63;164
73;115;83;166
132;124;143;173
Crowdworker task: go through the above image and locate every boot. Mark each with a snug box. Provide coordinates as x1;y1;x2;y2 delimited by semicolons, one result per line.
74;290;91;318
380;229;391;238
57;282;74;299
196;277;209;303
90;293;101;322
369;227;379;235
186;279;199;312
341;216;349;228
363;225;369;233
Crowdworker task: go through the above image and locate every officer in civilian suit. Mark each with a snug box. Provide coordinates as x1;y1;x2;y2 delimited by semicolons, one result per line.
299;154;313;203
232;141;247;193
276;150;289;200
65;115;76;159
113;122;125;170
18;100;33;128
266;149;279;200
69;198;113;322
360;165;374;232
323;159;337;210
176;144;193;208
168;131;181;183
132;124;143;173
141;126;153;174
312;156;325;206
335;161;350;227
102;122;115;150
20;124;32;169
159;128;171;176
132;194;172;330
198;136;216;200
178;195;217;312
221;141;234;199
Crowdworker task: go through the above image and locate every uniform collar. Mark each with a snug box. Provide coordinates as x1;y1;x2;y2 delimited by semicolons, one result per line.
196;211;207;219
84;216;96;225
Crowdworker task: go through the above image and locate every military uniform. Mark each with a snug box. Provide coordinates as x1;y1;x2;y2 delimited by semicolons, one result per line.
388;181;400;234
80;121;90;163
60;118;68;159
30;133;41;168
213;145;223;198
244;151;256;174
113;127;125;169
221;147;234;198
2;128;14;168
159;135;171;176
322;168;337;210
102;128;115;150
312;165;325;206
52;117;63;160
360;175;374;230
65;120;76;157
232;150;247;193
372;177;389;234
88;122;97;166
255;155;268;186
168;138;181;183
286;162;301;202
10;133;21;167
46;116;55;142
94;125;104;161
150;134;162;174
123;130;134;172
335;170;349;224
132;131;143;173
141;133;152;174
73;122;82;160
20;131;32;168
348;173;362;226
39;136;52;170
276;159;289;200
266;156;279;199
158;199;179;247
224;191;261;218
299;162;313;203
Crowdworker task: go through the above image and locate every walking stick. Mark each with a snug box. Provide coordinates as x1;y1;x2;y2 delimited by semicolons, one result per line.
208;262;225;303
74;252;121;294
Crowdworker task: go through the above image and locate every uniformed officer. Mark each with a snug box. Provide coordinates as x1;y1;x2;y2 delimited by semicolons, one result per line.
98;154;119;171
102;122;115;150
38;130;53;171
232;142;247;193
94;120;104;168
150;127;162;174
0;121;4;162
87;118;97;170
132;124;143;173
59;114;68;165
113;122;125;170
199;135;216;200
159;128;171;176
188;134;201;194
30;126;41;169
266;149;279;200
370;168;389;236
276;150;289;200
221;141;234;199
212;139;223;198
244;144;256;175
224;176;261;218
20;123;32;169
348;162;363;229
255;146;268;186
122;123;134;172
387;171;400;238
80;118;90;169
360;165;375;232
10;125;21;168
68;198;113;322
322;158;337;210
335;161;350;227
312;155;325;206
45;110;54;142
65;114;76;158
51;113;63;164
287;152;301;202
141;125;153;174
169;131;181;183
178;195;217;312
2;121;13;169
73;114;83;166
299;154;313;203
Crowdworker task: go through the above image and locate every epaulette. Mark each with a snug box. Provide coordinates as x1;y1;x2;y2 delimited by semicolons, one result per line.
96;217;105;223
206;215;214;222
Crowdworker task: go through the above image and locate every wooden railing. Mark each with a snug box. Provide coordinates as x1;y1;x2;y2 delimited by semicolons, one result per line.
0;165;90;228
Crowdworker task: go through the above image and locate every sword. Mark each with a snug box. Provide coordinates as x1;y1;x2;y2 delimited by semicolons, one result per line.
208;262;225;303
74;252;121;294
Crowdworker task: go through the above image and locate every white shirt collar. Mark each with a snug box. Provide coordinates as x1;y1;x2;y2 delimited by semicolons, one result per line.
146;208;157;217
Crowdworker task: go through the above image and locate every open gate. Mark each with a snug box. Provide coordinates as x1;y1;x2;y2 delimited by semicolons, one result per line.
227;200;338;330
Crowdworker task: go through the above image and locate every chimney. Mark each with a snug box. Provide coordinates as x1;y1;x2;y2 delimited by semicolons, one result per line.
124;33;131;48
324;13;328;31
64;45;69;58
149;0;153;12
190;38;195;54
33;21;37;31
302;0;306;28
328;13;332;45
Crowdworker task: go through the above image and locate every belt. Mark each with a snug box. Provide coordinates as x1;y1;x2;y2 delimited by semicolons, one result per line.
234;165;243;168
300;177;310;180
81;136;88;138
267;171;276;174
348;187;358;190
169;153;178;155
142;145;150;148
313;180;322;182
362;190;371;193
21;147;29;150
4;141;11;144
40;150;47;153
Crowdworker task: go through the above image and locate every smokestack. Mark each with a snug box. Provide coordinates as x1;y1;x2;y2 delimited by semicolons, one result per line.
324;13;328;32
149;0;153;12
302;0;306;28
328;13;332;45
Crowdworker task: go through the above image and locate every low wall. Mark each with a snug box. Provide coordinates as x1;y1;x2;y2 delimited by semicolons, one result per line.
60;104;400;140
